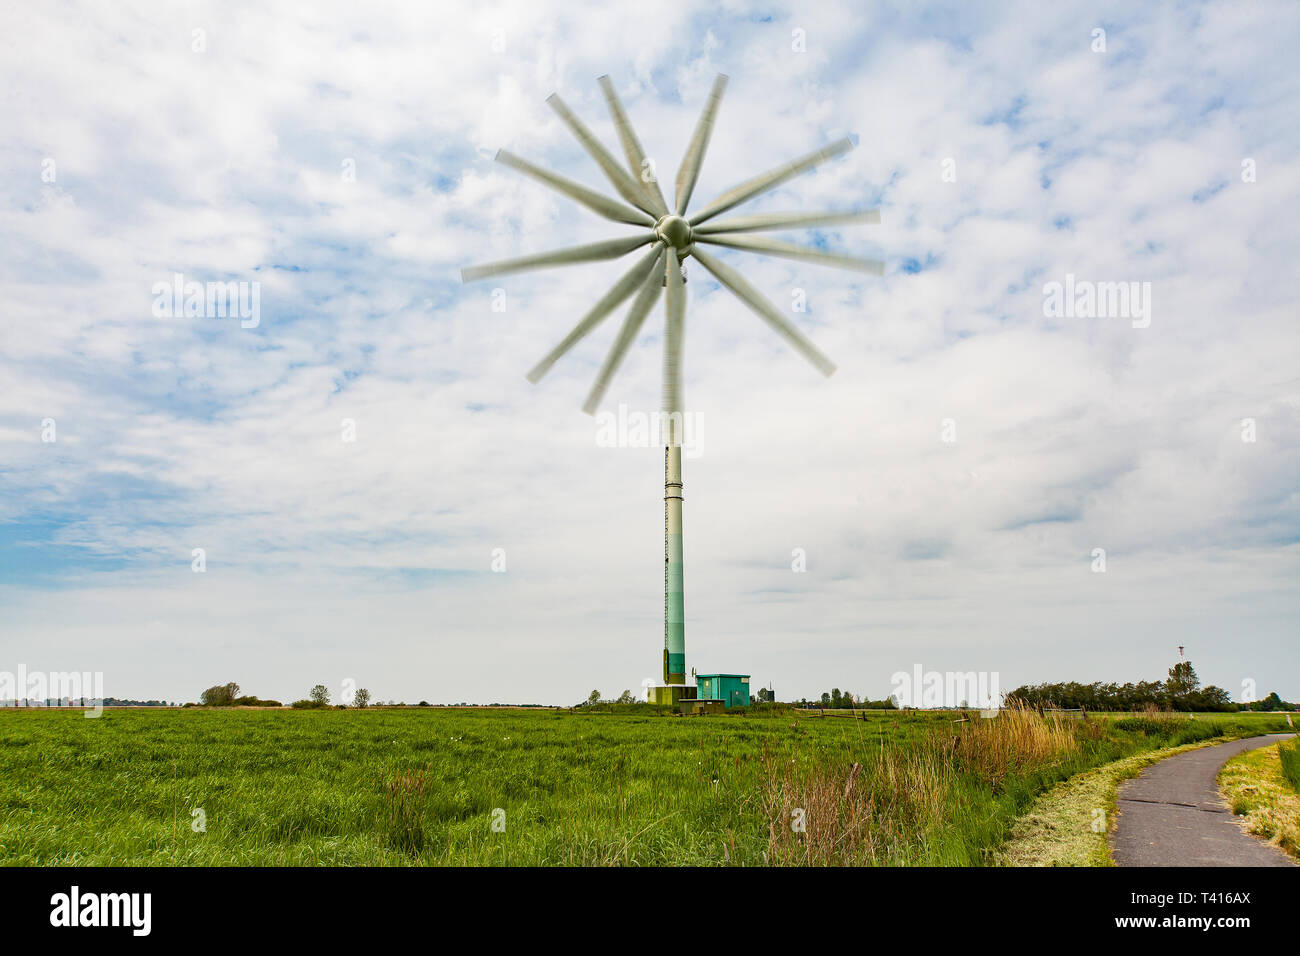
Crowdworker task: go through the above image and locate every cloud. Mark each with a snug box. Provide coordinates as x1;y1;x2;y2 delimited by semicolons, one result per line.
0;0;1297;704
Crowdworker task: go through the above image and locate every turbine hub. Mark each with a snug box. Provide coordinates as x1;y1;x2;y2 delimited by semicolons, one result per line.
655;214;693;250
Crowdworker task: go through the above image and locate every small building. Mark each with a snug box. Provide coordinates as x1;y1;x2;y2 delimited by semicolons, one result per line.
680;698;724;715
695;673;750;708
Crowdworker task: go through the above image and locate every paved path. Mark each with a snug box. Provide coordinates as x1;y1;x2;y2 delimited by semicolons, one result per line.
1111;734;1296;867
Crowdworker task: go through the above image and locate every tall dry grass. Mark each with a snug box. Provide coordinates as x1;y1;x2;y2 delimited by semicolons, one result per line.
951;703;1078;784
761;703;1079;866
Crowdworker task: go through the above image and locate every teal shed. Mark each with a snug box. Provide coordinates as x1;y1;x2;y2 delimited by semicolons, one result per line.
695;674;750;708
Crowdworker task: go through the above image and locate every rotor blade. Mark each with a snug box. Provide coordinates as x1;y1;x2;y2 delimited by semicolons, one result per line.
690;247;836;376
547;92;659;217
461;235;651;283
688;137;855;226
696;234;884;275
674;73;728;215
496;149;655;226
581;248;666;415
692;208;880;235
597;75;670;217
526;244;665;384
663;247;686;427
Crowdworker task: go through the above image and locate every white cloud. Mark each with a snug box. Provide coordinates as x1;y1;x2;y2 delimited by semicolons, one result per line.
0;0;1296;705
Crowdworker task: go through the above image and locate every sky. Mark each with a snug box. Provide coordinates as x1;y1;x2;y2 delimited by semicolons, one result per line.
1;1;1297;706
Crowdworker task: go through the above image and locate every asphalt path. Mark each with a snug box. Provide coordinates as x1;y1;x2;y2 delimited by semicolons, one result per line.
1111;733;1296;867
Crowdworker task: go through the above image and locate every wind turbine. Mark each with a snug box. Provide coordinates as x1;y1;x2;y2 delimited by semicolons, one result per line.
461;74;882;702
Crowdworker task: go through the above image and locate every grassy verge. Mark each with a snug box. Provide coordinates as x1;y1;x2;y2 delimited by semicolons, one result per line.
758;708;1288;865
1280;736;1300;791
995;738;1228;867
1218;739;1300;859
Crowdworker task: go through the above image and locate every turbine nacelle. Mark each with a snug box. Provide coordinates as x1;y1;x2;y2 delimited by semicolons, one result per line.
654;214;693;253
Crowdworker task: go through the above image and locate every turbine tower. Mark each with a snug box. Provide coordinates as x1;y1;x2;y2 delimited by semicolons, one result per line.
462;74;881;703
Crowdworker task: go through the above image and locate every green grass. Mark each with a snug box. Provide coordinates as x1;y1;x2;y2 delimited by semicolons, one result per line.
1218;739;1300;859
0;707;1293;866
1279;736;1300;792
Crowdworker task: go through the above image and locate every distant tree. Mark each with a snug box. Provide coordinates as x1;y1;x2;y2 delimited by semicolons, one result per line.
586;689;602;706
310;684;330;707
353;688;371;709
1251;691;1286;712
1192;685;1234;711
820;692;831;707
199;682;240;707
1166;661;1200;708
615;690;635;704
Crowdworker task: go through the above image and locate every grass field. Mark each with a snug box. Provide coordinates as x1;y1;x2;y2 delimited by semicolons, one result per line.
1;707;1294;866
1219;737;1300;860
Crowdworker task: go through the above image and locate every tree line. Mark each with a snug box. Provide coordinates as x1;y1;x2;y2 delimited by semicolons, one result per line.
196;682;281;707
795;689;897;710
196;682;373;709
1007;661;1295;712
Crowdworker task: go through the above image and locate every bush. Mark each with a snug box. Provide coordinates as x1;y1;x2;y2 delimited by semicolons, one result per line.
291;699;328;710
1113;715;1184;737
197;685;282;707
199;682;240;707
